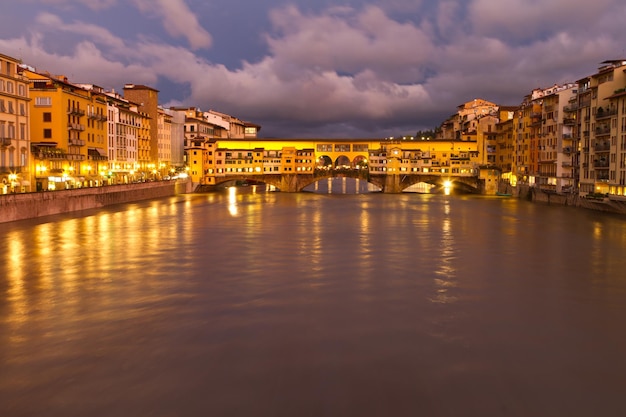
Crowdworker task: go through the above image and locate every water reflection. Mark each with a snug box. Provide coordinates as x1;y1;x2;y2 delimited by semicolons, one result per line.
2;193;626;416
431;199;458;304
304;177;381;194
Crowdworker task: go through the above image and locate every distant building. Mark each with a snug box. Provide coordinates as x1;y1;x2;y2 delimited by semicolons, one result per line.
123;84;159;174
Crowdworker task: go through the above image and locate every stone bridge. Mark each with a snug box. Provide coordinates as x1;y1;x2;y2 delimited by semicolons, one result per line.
197;170;483;193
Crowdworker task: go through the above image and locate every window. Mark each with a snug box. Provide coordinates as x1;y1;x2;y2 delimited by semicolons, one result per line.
36;97;52;106
44;128;52;139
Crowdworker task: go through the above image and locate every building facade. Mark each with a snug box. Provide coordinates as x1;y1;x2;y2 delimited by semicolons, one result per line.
25;70;107;191
0;53;31;193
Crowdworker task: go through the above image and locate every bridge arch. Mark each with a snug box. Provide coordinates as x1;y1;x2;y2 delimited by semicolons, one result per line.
353;155;367;168
317;155;332;167
334;155;351;168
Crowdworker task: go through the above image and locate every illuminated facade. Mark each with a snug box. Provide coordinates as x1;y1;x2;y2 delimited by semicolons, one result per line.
577;60;626;198
0;53;30;193
24;70;107;190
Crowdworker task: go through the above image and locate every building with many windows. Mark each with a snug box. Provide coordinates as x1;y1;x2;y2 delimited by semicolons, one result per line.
24;69;107;191
0;53;31;193
577;60;626;198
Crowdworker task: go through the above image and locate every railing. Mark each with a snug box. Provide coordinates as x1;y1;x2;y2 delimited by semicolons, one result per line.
68;123;85;131
594;143;611;152
0;166;23;174
36;151;66;160
563;104;578;112
593;160;609;168
0;137;12;147
67;108;85;116
595;108;617;119
69;138;86;146
66;153;86;161
595;127;611;136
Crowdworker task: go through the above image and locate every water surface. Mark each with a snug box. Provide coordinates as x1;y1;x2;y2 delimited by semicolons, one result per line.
1;189;626;416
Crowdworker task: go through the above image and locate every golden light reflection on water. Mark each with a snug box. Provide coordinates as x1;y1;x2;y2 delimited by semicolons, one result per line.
431;199;458;304
228;186;238;216
5;230;27;333
0;196;196;346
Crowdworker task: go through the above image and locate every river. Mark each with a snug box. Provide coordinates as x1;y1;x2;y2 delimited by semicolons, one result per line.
1;184;626;416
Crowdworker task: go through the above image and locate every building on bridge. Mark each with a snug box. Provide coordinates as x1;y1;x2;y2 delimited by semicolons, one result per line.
190;137;496;192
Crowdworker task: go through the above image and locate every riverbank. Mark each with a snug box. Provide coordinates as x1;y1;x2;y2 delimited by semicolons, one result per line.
0;179;193;223
501;183;626;215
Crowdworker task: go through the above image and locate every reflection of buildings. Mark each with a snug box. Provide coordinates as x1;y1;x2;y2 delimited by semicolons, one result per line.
0;53;31;193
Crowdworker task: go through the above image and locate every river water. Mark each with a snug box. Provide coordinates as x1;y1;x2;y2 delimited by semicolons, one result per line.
1;184;626;416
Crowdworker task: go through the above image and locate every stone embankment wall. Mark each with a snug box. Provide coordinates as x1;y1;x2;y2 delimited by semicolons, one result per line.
501;182;626;215
0;179;193;224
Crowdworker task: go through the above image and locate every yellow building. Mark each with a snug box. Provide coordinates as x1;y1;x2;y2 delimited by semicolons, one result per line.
0;53;31;193
25;70;107;190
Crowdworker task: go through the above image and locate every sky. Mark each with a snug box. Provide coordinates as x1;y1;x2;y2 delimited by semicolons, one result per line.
1;0;626;138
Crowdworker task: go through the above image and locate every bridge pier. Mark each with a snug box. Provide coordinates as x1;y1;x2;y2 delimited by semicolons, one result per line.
383;174;403;193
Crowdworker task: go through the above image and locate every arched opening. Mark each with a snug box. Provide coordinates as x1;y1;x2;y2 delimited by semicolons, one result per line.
317;155;332;169
353;155;368;171
334;155;351;169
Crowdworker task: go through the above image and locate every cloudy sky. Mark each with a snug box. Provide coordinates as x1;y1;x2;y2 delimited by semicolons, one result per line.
1;0;625;138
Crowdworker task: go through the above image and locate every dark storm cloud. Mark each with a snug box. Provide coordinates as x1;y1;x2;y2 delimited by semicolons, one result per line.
2;0;626;137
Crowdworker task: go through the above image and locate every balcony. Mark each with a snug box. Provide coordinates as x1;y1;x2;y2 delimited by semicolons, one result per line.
1;137;12;147
0;166;23;174
595;127;611;137
563;118;576;125
35;149;66;160
563;104;578;112
595;107;617;120
67;108;85;116
66;153;86;161
594;142;611;152
68;123;85;131
69;138;86;146
593;159;609;168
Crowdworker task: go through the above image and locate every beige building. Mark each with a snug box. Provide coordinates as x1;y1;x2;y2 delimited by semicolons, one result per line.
157;107;172;177
534;84;578;193
0;53;31;193
577;60;626;198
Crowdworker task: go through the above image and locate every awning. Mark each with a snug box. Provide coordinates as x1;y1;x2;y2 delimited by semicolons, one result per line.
88;148;108;160
32;142;58;147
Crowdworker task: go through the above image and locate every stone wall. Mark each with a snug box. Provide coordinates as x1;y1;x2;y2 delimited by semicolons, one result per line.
502;182;626;215
0;179;193;224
